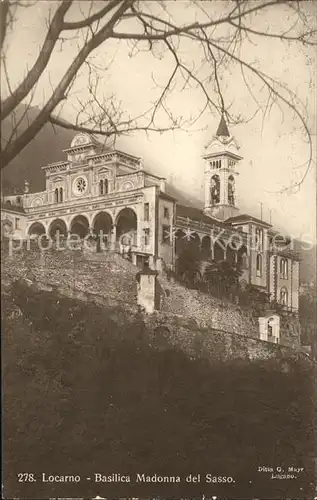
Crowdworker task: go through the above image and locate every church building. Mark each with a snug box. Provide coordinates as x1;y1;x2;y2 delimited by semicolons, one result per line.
1;117;300;314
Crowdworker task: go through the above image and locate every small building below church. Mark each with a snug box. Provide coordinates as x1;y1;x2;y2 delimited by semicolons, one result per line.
1;117;300;314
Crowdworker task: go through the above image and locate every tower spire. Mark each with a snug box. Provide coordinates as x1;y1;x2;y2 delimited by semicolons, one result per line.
216;115;230;137
203;118;242;221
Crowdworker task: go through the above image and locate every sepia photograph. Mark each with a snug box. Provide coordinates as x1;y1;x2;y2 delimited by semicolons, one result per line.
1;0;316;499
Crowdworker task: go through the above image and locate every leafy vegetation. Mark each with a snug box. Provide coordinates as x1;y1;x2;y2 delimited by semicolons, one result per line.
299;288;317;359
3;281;315;499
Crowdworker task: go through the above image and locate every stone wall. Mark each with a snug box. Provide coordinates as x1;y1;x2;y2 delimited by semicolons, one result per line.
280;314;301;350
1;246;138;310
1;245;302;353
144;313;310;367
158;275;258;337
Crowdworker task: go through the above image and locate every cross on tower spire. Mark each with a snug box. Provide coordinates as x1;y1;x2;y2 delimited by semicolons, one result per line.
216;115;230;137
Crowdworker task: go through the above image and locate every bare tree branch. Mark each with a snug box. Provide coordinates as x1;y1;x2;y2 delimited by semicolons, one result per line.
62;0;122;31
1;0;315;195
1;1;72;120
1;0;133;167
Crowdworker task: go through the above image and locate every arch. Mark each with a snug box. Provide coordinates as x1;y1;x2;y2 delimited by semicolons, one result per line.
2;219;13;237
121;181;134;191
153;326;170;347
28;222;46;237
48;218;68;238
71;132;93;148
214;240;225;262
210;174;220;205
190;232;200;244
280;258;288;279
237;244;248;270
177;230;201;255
186;231;201;254
99;178;109;195
255;227;264;251
256;253;262;276
70;214;90;238
175;229;186;256
32;197;43;207
228;175;235;205
201;235;211;260
226;244;237;265
93;211;113;238
280;287;288;306
116;207;137;245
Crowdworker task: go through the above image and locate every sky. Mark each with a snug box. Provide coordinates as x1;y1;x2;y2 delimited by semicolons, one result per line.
2;0;317;241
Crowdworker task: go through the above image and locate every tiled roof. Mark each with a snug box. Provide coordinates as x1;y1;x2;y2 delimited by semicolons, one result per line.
176;204;228;227
160;191;177;202
226;213;272;227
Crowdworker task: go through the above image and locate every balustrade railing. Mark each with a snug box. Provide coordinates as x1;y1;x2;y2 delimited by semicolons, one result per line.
175;215;249;245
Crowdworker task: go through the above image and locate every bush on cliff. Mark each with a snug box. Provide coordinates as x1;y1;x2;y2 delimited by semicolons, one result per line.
2;281;315;499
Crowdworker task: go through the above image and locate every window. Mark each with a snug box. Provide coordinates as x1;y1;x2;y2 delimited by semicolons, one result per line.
144;203;150;222
210;175;220;204
228;175;235;205
162;225;171;244
242;253;248;270
99;179;109;195
256;254;262;277
255;228;263;251
210;160;221;169
280;258;288;279
143;228;150;246
163;207;169;219
280;287;288;306
15;218;20;230
54;187;63;203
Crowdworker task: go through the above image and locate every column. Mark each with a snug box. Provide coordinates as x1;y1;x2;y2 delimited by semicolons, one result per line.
223;244;227;260
210;242;215;260
258;317;268;341
110;224;117;251
204;174;211;210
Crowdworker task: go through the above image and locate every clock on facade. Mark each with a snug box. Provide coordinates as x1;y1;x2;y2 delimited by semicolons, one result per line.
72;176;88;196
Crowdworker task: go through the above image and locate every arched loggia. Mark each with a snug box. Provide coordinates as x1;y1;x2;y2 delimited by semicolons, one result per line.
213;240;225;262
28;222;46;237
92;212;113;248
116;208;137;246
48;218;68;238
70;215;89;238
201;235;212;260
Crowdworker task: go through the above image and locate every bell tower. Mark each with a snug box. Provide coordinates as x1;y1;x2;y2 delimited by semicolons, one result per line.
203;116;242;221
